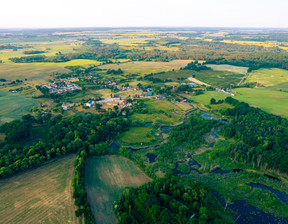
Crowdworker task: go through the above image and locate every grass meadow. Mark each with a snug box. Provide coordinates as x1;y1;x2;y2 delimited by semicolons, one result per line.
0;89;39;125
234;88;288;118
85;155;149;224
0;155;79;224
119;126;155;144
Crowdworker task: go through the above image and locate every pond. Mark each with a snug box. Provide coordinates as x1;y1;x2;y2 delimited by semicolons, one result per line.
161;126;170;134
145;122;153;127
173;154;202;175
146;153;157;163
109;142;120;153
213;191;288;224
247;182;288;206
200;111;229;124
212;168;243;175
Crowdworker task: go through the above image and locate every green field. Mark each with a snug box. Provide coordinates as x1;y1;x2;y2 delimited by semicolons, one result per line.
190;91;229;105
85;155;150;224
206;64;248;74
0;63;70;81
245;68;288;87
155;69;244;87
0;89;40;125
0;155;79;224
119;126;155;144
99;60;191;75
234;88;288;118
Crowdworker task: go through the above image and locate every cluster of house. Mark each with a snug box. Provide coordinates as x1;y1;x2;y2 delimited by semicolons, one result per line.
91;79;137;91
41;79;80;94
216;88;235;96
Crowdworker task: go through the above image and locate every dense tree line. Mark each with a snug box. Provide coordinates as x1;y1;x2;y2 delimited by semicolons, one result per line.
114;175;234;224
0;112;130;178
0;44;23;51
106;68;123;75
182;61;211;72
9;55;70;63
168;114;221;149
23;50;46;55
219;97;288;173
0;115;33;143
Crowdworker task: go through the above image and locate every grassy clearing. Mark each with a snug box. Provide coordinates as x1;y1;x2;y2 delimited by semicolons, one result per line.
85;155;150;224
245;68;288;87
0;155;79;224
131;112;180;125
99;60;190;75
206;64;248;74
0;89;39;125
119;127;155;144
234;88;288;118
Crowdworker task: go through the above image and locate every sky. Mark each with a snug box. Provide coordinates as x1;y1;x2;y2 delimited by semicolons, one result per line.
0;0;287;28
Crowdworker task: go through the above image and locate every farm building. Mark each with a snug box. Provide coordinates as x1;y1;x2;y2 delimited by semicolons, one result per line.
62;102;73;110
86;100;95;107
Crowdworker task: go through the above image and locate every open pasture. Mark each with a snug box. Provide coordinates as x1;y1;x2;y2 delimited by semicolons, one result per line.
234;88;288;118
0;89;39;125
245;68;288;87
0;155;79;224
99;60;191;75
85;155;149;224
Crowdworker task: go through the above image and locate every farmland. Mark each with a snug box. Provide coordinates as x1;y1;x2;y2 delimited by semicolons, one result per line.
85;155;150;224
234;88;288;118
0;63;70;81
155;69;244;88
99;60;191;75
0;89;39;125
245;68;288;87
0;155;79;224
